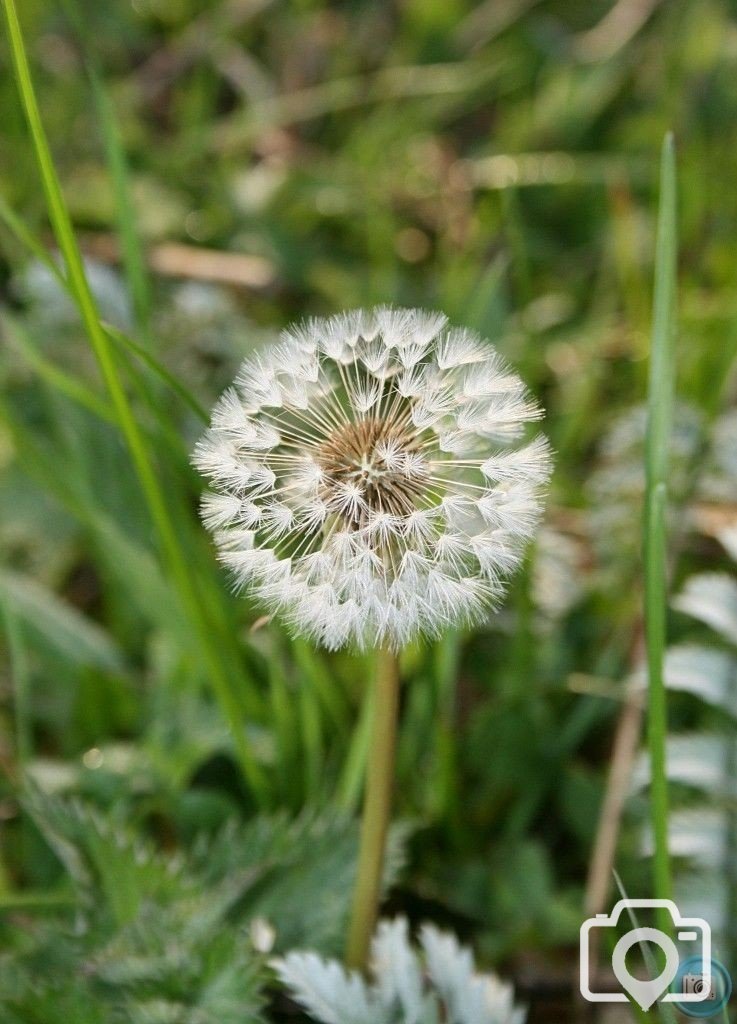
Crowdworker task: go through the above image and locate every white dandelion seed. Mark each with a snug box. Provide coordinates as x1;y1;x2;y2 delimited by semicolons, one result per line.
193;306;552;650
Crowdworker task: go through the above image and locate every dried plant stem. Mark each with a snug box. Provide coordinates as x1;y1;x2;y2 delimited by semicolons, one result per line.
345;649;400;970
584;683;645;920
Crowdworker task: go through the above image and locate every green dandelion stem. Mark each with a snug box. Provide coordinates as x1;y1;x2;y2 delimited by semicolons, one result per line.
346;648;401;970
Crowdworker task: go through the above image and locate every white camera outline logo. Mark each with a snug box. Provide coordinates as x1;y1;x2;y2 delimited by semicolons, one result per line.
580;899;711;1005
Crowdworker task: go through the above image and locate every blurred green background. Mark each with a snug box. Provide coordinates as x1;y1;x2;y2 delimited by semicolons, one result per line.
1;0;737;1020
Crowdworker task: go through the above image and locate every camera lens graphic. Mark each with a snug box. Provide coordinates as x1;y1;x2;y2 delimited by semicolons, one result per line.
672;957;732;1018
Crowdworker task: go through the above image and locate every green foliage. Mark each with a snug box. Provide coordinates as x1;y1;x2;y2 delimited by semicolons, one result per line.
632;526;737;962
1;0;737;1016
1;795;265;1023
0;568;124;672
0;788;407;1023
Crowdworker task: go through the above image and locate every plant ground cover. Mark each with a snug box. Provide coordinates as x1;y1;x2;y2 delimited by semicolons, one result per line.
1;1;737;1020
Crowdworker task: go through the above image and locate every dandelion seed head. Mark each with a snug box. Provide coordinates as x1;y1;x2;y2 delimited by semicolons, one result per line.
193;306;552;649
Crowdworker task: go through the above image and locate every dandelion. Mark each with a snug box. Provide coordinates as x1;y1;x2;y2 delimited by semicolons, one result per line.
194;307;551;652
193;305;551;971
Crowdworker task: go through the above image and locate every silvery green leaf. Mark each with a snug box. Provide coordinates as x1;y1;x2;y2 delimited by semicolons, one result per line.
673;573;737;645
709;410;737;488
630;734;736;798
641;808;727;869
719;527;737;564
274;918;524;1024
532;526;584;623
371;918;424;1023
420;925;523;1024
664;645;737;717
669;810;728;866
271;952;387;1024
676;869;731;942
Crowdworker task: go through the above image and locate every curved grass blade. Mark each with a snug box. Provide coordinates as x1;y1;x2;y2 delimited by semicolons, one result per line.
90;71;153;341
643;132;677;921
0;595;32;771
59;0;153;340
2;0;267;802
104;322;208;423
0;194;208;424
0;191;66;288
2;311;115;424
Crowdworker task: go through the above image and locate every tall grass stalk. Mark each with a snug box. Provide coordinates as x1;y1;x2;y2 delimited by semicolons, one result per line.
0;598;32;771
3;311;117;424
59;0;154;341
337;680;374;813
613;871;679;1024
89;69;153;341
432;632;461;825
0;195;209;421
2;0;266;801
0;192;66;286
643;133;677;924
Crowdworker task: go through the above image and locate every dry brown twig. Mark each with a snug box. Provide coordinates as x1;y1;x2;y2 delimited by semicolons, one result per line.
574;0;663;63
80;233;275;290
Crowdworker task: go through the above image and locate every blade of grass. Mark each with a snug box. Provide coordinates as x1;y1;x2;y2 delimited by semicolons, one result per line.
337;666;375;813
1;382;249;721
2;0;267;803
292;639;351;738
268;646;297;803
102;330;197;463
90;72;153;340
299;677;322;803
0;890;76;910
2;275;211;634
59;0;153;340
104;323;208;423
0;395;188;641
0;191;67;288
2;311;115;424
0;596;32;771
643;133;677;924
433;632;461;825
0;190;208;423
4;307;203;513
613;871;679;1024
501;186;533;310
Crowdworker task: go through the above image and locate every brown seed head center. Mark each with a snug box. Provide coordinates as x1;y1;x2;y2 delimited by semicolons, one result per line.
317;415;427;523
